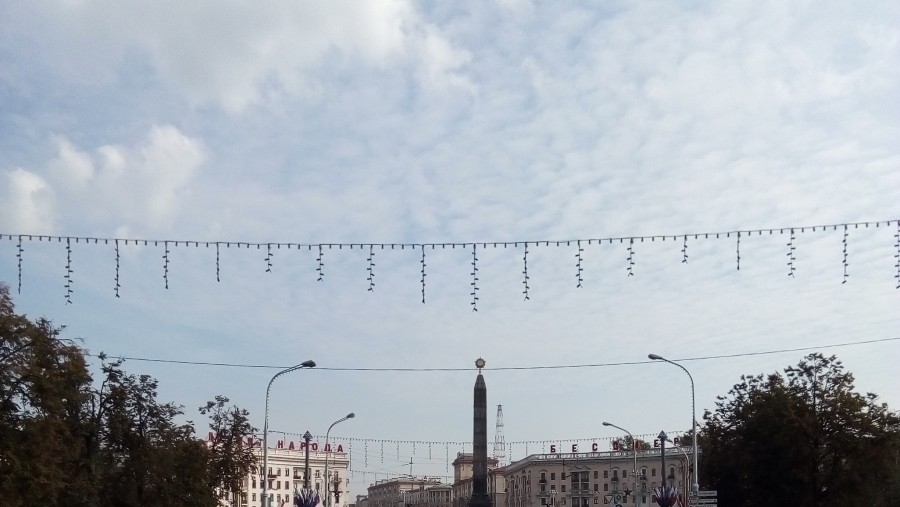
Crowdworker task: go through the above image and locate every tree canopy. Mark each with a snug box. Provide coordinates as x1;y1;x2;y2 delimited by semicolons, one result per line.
0;282;258;506
700;353;900;507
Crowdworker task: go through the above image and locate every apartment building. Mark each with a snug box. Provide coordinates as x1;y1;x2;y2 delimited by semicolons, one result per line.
502;448;694;507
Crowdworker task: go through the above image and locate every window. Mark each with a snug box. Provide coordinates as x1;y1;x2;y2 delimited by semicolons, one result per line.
623;470;628;478
541;472;546;481
540;484;546;493
594;499;598;505
651;469;656;477
593;484;598;492
603;471;608;479
551;473;556;480
541;499;546;505
572;471;588;492
561;485;566;493
593;471;598;479
561;500;566;505
603;484;608;492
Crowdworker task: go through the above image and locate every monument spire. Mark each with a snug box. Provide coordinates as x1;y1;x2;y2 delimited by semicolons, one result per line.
469;358;493;507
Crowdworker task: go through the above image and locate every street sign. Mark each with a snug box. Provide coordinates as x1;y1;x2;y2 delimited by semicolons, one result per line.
697;491;717;497
603;495;612;504
695;501;717;506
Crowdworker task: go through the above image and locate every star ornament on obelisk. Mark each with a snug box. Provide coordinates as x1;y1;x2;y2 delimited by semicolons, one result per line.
469;357;493;507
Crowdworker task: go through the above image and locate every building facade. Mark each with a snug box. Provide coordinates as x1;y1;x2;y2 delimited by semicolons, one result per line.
367;477;451;507
451;452;506;507
213;434;350;507
502;448;695;507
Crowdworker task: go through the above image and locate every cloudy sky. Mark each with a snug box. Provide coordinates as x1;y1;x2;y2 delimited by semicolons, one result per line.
1;0;899;494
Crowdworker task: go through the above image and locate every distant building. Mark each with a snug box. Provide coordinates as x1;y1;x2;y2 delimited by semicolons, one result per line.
210;434;350;507
501;447;696;507
367;477;450;507
451;452;506;507
405;482;453;507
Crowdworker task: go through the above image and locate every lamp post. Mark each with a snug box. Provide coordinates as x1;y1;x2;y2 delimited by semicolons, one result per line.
303;431;313;489
648;354;699;496
263;360;316;507
602;422;637;506
324;413;355;507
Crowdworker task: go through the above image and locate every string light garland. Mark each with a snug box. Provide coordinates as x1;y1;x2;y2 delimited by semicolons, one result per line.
895;221;900;289
114;239;121;298
522;243;530;301
215;242;221;282
420;245;426;304
162;241;170;289
316;244;325;281
64;237;73;304
787;229;796;277
16;235;23;294
270;431;687;477
367;245;376;292
842;225;849;284
575;240;584;288
626;238;635;276
3;219;899;299
470;244;479;311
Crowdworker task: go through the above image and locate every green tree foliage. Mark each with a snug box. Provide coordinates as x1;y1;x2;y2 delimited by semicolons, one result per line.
612;435;652;451
202;395;259;506
700;353;900;507
0;283;255;506
0;283;94;505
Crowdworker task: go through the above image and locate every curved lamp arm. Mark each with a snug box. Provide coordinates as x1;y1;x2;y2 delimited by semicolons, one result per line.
648;354;699;495
263;360;316;507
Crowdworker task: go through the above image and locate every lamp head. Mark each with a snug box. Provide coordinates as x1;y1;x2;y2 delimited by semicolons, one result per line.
301;360;317;368
648;354;663;360
602;422;611;427
347;413;355;419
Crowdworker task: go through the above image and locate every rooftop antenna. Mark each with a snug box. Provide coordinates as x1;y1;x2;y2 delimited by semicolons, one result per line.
493;404;506;466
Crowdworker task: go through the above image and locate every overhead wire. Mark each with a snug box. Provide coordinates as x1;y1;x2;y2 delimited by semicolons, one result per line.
86;336;900;371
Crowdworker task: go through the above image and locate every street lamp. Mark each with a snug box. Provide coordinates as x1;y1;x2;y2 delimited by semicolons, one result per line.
602;422;637;506
648;354;699;495
263;360;316;507
324;413;355;507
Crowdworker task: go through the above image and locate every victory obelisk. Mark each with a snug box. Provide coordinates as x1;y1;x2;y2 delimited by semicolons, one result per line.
469;358;493;507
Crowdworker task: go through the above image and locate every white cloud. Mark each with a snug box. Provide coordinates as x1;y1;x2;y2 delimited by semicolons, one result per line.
3;125;205;235
0;169;56;234
2;0;473;112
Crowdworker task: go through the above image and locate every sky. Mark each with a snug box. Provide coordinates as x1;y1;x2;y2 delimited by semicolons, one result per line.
1;0;899;497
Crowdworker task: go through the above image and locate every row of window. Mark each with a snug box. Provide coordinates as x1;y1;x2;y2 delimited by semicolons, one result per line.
259;466;326;478
539;468;658;482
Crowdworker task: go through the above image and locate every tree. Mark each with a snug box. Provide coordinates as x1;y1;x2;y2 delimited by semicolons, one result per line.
700;353;900;507
611;436;651;451
93;357;218;507
0;282;232;506
0;282;95;506
201;395;259;506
